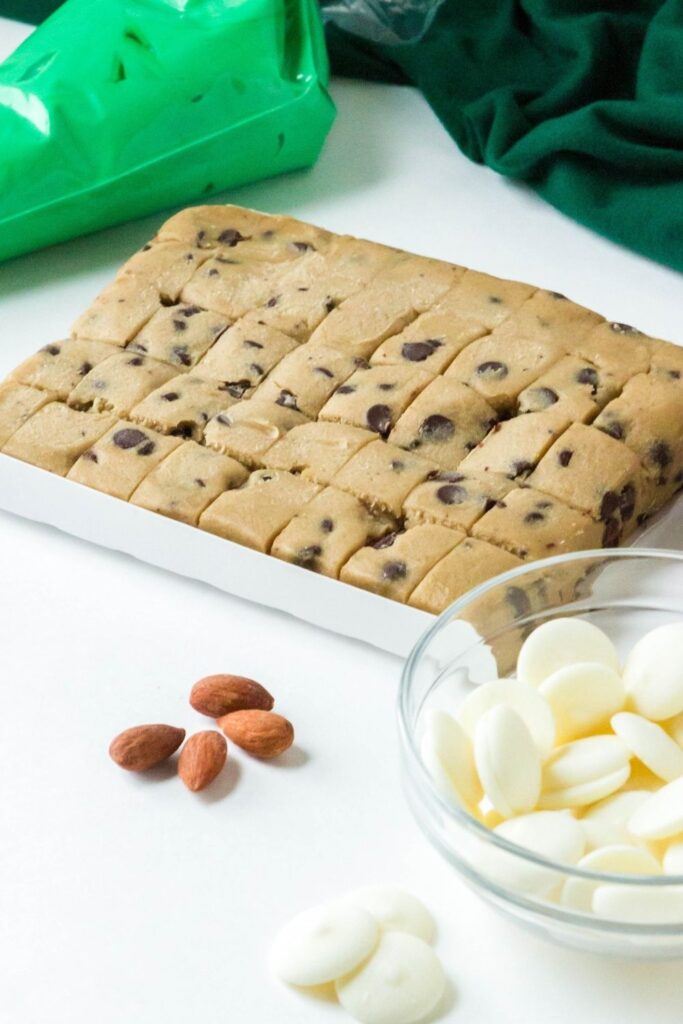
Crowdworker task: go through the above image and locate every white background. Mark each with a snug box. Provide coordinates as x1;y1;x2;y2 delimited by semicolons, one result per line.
1;16;683;1024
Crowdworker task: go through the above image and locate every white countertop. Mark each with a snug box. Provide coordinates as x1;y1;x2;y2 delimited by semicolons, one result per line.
2;17;682;1024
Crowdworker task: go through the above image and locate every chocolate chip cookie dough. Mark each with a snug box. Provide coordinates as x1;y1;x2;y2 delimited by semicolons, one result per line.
2;203;681;617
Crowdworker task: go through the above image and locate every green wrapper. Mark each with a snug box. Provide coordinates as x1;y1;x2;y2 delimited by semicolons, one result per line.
0;0;335;262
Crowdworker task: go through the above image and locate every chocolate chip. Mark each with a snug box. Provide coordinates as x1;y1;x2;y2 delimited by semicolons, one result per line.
371;532;399;549
483;497;498;512
127;356;144;367
524;511;545;523
249;363;264;377
324;299;337;313
476;361;508;378
610;322;638;334
401;340;441;362
215;256;238;265
222;380;251;399
138;440;156;456
511;460;533;478
218;228;247;246
335;384;355;395
435;471;465;482
382;560;407;581
602;517;621;546
276;389;298;409
366;404;392;438
598;420;625;441
576;366;599;393
295;545;322;568
377;383;396;392
207;268;219;277
390;460;405;471
669;369;681;380
172;319;187;332
130;342;147;353
196;230;206;243
619;483;636;521
599;490;620;519
531;386;559;408
506;586;531;617
558;449;573;467
82;450;98;463
161;392;179;402
170;424;193;439
44;344;61;356
650;440;672;474
537;500;552;509
195;478;206;488
292;241;314;252
266;296;279;308
141;243;152;251
244;339;263;349
549;291;566;300
320;518;334;533
173;347;191;367
436;484;467;505
78;361;93;376
112;428;148;449
216;414;231;426
181;305;201;317
488;295;503;305
419;414;455;443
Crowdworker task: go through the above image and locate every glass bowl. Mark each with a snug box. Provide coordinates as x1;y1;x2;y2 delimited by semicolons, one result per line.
398;549;683;959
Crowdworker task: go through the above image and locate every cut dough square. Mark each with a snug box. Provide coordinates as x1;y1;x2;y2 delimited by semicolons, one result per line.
67;422;182;499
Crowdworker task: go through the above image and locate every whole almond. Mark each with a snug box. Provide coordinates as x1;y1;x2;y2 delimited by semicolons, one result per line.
109;724;185;772
190;674;274;718
218;710;294;759
178;731;228;792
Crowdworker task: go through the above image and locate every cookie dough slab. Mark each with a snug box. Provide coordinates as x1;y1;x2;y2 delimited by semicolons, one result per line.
195;314;298;390
331;440;433;515
271;486;396;577
593;373;683;506
0;384;56;447
471;486;604;559
409;537;523;614
130;374;239;441
320;364;434;438
529;423;651;542
128;303;230;369
340;524;465;603
517;354;615;418
71;278;161;345
403;470;513;531
204;399;307;467
199;469;320;552
387;377;497;469
156;205;334;261
252;343;361;418
130;441;248;525
10;339;119;400
67;423;182;500
116;241;211;302
458;407;574;480
2;403;116;476
262;421;375;485
67;352;177;416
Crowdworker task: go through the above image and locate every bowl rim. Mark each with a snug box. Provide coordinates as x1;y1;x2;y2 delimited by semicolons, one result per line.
398;547;683;895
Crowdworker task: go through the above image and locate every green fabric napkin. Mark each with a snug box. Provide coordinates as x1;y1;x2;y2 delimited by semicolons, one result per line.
326;1;683;274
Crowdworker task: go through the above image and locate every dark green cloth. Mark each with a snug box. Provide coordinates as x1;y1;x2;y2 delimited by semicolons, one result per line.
326;1;683;274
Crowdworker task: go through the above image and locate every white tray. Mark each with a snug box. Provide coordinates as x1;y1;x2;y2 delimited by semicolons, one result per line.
2;452;682;656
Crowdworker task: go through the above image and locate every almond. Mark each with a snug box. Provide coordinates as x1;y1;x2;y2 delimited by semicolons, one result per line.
109;724;185;772
178;731;228;792
218;709;294;759
190;674;274;718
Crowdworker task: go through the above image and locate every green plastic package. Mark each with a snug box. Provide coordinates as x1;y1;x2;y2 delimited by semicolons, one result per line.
0;0;335;263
